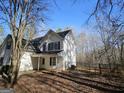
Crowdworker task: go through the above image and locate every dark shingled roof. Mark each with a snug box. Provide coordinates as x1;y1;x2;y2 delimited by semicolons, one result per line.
32;36;44;42
38;50;63;54
57;30;71;38
28;30;71;53
32;30;71;42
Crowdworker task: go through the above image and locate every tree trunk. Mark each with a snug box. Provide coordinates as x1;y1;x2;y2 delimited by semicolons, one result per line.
10;59;19;87
9;49;21;88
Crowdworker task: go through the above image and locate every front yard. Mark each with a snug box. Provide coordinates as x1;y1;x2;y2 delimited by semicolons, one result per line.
0;70;124;93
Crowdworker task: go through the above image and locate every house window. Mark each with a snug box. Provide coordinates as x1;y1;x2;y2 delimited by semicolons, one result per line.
48;42;54;50
42;58;45;65
58;42;60;50
48;41;60;51
55;42;58;50
55;42;60;50
6;43;11;49
0;57;3;65
50;57;56;66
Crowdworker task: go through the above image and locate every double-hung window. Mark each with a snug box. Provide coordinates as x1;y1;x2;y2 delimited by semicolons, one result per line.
50;57;56;66
6;43;11;49
48;41;60;51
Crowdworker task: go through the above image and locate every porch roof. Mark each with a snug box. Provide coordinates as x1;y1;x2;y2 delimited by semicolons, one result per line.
40;50;62;54
31;53;58;57
31;50;62;57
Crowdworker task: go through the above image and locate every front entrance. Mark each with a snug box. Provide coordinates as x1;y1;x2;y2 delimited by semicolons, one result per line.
37;57;45;70
31;57;45;70
31;54;62;71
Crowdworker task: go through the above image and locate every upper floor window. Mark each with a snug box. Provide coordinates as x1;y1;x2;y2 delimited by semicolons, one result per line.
32;41;40;46
6;43;11;49
48;41;60;51
0;57;3;65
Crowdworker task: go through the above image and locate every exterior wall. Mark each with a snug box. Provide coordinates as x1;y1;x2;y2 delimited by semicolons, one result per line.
42;55;61;71
60;32;76;69
19;52;33;71
39;33;63;51
38;31;76;70
19;31;76;72
0;31;76;72
31;57;38;70
31;54;64;71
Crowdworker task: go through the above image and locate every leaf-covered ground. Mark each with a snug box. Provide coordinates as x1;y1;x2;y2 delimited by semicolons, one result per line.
0;70;124;93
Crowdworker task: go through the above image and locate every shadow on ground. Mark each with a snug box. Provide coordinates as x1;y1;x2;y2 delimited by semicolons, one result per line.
12;70;124;93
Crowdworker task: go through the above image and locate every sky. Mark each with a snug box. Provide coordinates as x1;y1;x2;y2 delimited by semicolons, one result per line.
45;0;97;33
3;0;98;36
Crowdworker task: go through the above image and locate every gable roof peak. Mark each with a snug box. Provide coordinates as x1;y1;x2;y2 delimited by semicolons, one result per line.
57;29;72;38
48;29;54;32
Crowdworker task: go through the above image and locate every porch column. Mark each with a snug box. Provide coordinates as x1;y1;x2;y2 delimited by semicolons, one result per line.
56;56;58;71
38;57;40;71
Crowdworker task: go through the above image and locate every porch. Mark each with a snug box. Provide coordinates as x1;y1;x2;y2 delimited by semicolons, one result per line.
31;53;64;71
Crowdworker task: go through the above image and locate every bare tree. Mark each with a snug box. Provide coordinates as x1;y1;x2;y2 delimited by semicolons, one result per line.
90;0;124;74
0;0;48;87
0;25;4;44
76;31;102;71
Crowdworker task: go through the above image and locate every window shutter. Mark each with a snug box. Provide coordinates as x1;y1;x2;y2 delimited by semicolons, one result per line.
58;42;60;50
42;58;45;65
50;57;52;66
48;43;50;50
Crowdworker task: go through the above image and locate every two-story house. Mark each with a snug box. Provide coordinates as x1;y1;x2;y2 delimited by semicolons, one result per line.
0;29;76;71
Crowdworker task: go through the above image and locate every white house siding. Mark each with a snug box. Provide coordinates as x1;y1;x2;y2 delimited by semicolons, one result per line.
39;33;63;51
19;31;76;72
57;56;64;70
61;32;76;69
44;56;63;71
19;52;33;71
30;57;38;70
31;54;64;71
